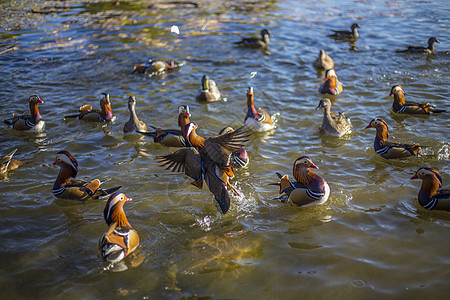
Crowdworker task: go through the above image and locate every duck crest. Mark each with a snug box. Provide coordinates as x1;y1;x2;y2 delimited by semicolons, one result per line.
104;193;131;228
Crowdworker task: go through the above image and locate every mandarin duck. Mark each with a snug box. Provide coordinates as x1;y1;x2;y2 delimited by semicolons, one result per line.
272;156;330;206
328;23;360;42
319;69;343;95
123;96;148;133
411;167;450;211
157;122;251;214
137;105;191;147
52;151;121;201
64;93;114;122
316;98;352;137
196;75;221;103
313;50;335;70
1;149;27;174
132;58;185;75
3;95;45;132
389;85;446;115
99;192;140;263
244;87;274;132
218;127;249;169
234;29;272;49
365;118;423;159
396;37;440;54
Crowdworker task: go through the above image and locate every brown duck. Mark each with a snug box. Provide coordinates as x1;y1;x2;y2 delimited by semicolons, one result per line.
64;93;114;122
396;37;440;54
313;50;335;70
365;118;423;159
123;96;148;133
52;150;121;201
99;192;140;263
235;29;272;49
138;105;191;147
157;122;251;214
411;167;450;211
389;85;445;114
3;95;45;132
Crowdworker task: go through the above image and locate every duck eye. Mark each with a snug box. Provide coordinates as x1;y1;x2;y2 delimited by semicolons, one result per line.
420;172;425;175
303;160;308;164
120;196;124;201
57;158;61;162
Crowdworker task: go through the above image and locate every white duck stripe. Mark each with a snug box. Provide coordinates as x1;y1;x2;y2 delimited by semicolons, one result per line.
376;146;390;155
52;187;66;195
25;119;36;128
423;198;438;210
306;189;325;200
257;114;266;122
398;106;407;113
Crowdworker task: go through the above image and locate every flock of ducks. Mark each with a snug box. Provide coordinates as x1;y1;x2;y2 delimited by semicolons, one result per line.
1;25;448;265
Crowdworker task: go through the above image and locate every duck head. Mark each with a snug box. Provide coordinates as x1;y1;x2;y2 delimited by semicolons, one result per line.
365;118;389;140
100;93;113;121
351;23;360;31
389;85;405;96
104;192;132;228
316;98;332;111
53;150;79;178
293;156;319;184
127;95;136;111
261;29;272;38
324;68;338;80
201;75;210;91
178;105;191;128
428;37;440;46
411;167;442;187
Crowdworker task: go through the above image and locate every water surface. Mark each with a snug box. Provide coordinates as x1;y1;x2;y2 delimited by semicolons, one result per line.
0;0;449;299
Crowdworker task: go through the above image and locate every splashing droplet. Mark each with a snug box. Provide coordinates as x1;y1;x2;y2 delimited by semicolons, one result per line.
171;25;180;35
250;71;257;78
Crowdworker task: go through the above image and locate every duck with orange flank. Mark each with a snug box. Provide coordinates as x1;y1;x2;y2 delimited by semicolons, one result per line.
365;118;424;159
3;95;45;132
389;85;445;115
272;156;330;206
64;93;115;122
244;87;274;132
52;150;121;201
319;69;343;95
99;192;139;263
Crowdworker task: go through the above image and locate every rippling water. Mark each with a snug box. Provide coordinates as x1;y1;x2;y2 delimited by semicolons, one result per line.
0;0;449;298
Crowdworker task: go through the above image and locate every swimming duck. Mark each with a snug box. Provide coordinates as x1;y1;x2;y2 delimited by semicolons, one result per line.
157;123;251;214
319;69;343;95
123;96;148;133
365;118;422;159
411;167;450;211
234;29;272;49
313;50;335;70
196;75;221;103
389;85;446;114
328;23;360;42
52;150;121;201
3;95;45;132
218;127;250;169
0;149;27;174
396;37;440;54
137;105;191;147
132;58;185;75
64;93;114;122
316;98;352;137
272;156;330;206
99;192;140;263
244;87;274;132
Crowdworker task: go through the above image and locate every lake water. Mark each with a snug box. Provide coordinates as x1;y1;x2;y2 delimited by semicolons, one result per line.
0;0;449;299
